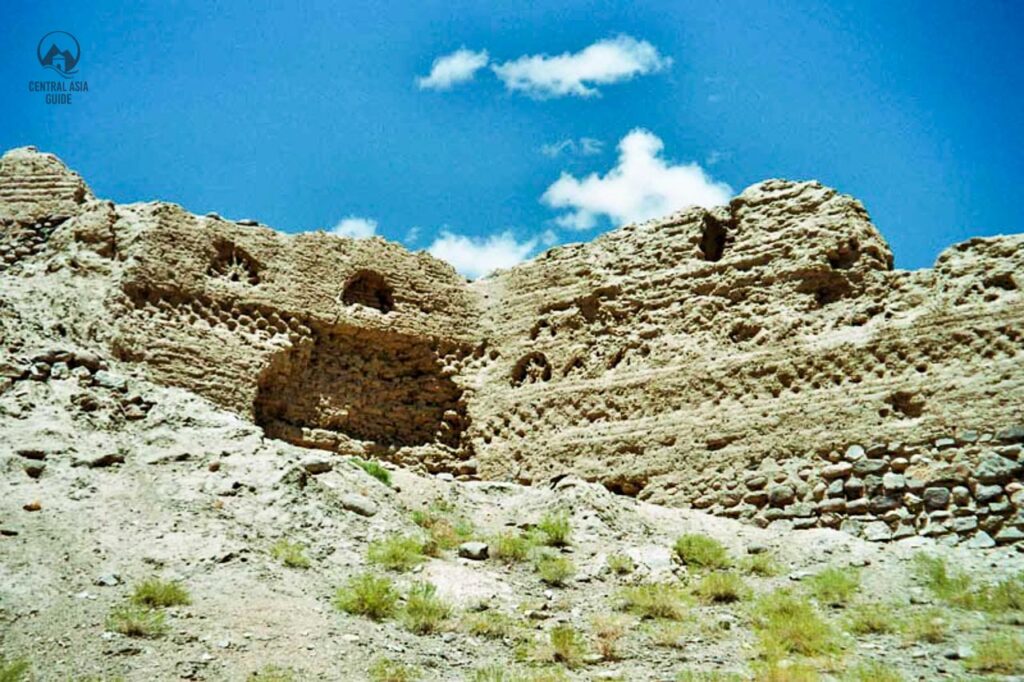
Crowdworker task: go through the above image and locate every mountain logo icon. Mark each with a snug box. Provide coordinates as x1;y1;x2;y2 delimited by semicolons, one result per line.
37;31;80;78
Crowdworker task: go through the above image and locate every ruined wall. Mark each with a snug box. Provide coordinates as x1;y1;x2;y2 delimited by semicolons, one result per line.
2;147;1022;547
464;180;1024;546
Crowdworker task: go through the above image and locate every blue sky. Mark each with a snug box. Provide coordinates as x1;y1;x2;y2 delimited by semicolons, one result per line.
2;0;1022;276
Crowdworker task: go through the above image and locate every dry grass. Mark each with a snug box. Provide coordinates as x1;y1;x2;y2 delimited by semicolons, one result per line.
591;613;631;660
751;660;821;682
741;553;780;577
247;665;298;682
463;610;517;639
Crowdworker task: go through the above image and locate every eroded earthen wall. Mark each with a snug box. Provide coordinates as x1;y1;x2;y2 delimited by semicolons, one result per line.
2;147;1022;547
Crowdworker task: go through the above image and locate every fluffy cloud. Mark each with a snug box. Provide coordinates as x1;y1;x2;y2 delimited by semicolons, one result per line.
541;137;604;158
417;48;489;90
492;36;670;98
542;129;732;230
331;216;378;239
428;230;541;279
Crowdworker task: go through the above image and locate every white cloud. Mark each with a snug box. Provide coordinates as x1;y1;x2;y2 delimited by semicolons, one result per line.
541;128;733;230
492;35;671;98
428;230;541;279
417;48;489;90
331;216;378;239
541;137;604;158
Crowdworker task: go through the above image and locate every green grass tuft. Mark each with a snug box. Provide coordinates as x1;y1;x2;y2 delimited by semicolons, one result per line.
352;458;392;486
619;583;690;620
411;503;475;554
548;624;586;668
368;658;419;682
606;552;635;575
806;567;860;607
740;553;780;577
535;554;576;586
751;589;839;657
400;582;452;634
491;531;535;563
899;608;948;644
0;657;30;682
367;535;428;572
844;602;897;635
270;538;310;569
333;572;399;620
691;571;749;603
912;554;978;608
130;578;191;608
106;604;168;638
462;610;517;639
750;659;822;682
840;661;904;682
674;534;731;570
537;510;571;547
965;632;1024;674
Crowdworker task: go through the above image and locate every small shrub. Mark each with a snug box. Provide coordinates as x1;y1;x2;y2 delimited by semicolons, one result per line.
537;511;571;547
368;658;419;682
675;671;745;682
807;567;860;607
549;624;585;668
463;610;516;639
840;661;904;682
845;602;897;635
367;535;428;572
400;582;452;634
106;604;167;638
492;531;533;563
674;534;730;570
899;608;948;644
751;589;838;657
606;553;635;575
353;457;391;486
247;665;298;682
741;553;779;577
0;657;30;682
965;632;1024;674
130;578;190;608
270;539;310;569
334;572;399;620
591;613;630;661
536;555;576;586
692;572;749;603
619;583;689;620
